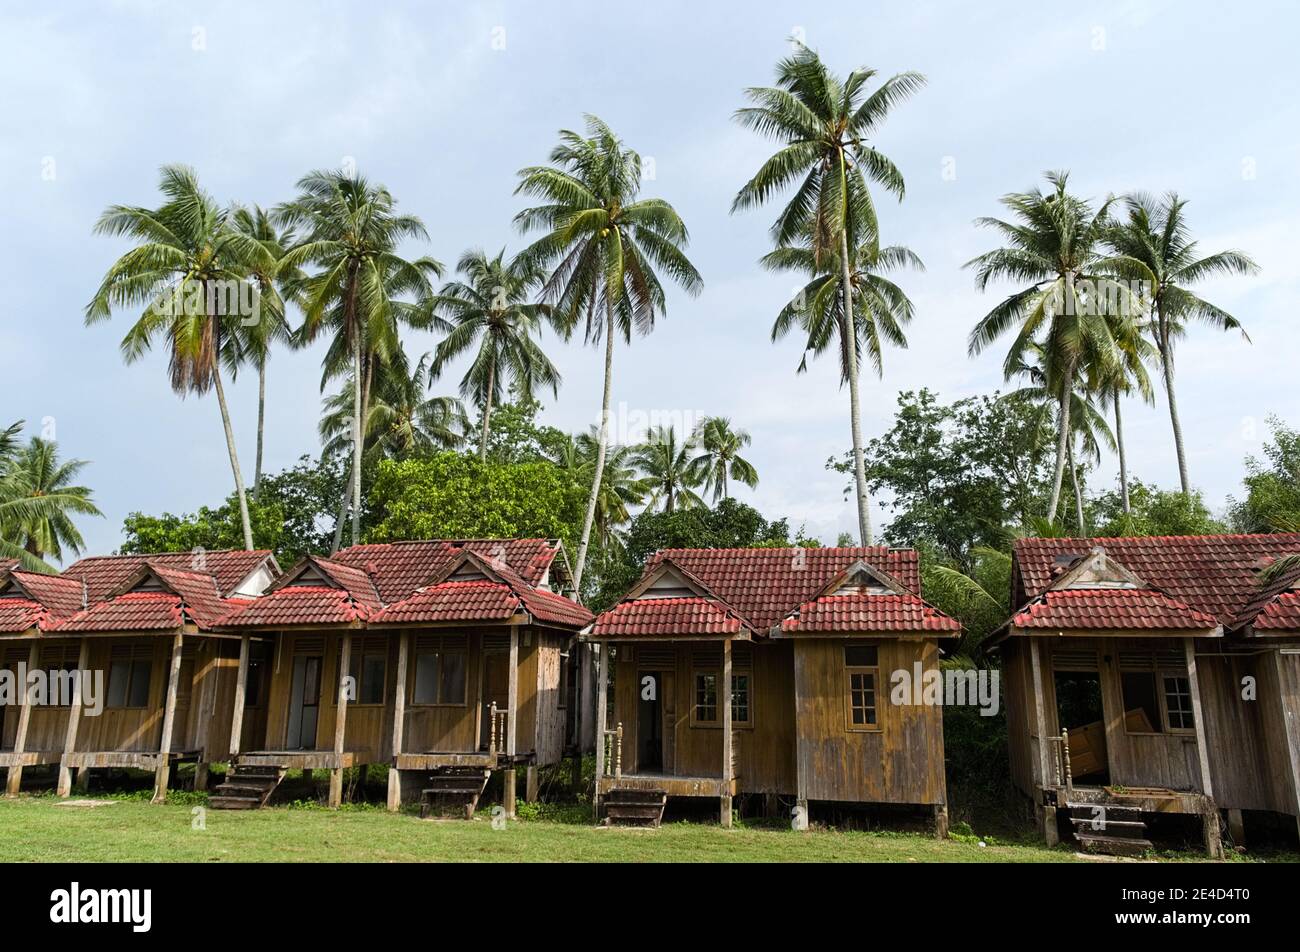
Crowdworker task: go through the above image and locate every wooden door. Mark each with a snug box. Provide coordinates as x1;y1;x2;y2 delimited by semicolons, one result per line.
479;652;509;749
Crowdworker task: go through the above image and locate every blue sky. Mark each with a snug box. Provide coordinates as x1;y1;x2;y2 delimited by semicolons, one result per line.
2;1;1297;563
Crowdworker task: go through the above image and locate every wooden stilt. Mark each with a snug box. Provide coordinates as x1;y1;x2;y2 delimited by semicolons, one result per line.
933;803;949;839
193;763;209;792
329;631;353;809
4;641;40;797
720;638;733;829
1227;808;1245;846
388;631;409;812
153;630;185;804
525;765;539;803
228;634;250;763
55;639;91;798
504;626;519;819
594;643;608;822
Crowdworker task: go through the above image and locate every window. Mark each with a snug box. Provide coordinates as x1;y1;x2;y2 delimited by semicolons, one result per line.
244;646;268;708
346;639;387;706
1163;676;1194;730
691;671;751;726
411;639;466;706
38;645;81;707
845;644;880;731
107;651;153;709
1120;651;1196;734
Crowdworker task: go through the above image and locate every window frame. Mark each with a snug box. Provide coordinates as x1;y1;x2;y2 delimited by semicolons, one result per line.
1120;656;1197;736
105;646;154;711
688;668;753;729
345;639;389;708
844;643;882;733
408;638;468;708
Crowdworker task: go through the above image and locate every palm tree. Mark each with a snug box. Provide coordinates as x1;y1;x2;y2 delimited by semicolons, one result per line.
633;425;705;513
548;427;648;557
0;437;102;563
1104;193;1259;494
231;205;299;502
733;46;925;545
276;170;442;547
321;348;467;463
86;165;271;548
688;417;759;501
1086;316;1157;516
431;249;561;459
966;171;1133;525
515;116;703;589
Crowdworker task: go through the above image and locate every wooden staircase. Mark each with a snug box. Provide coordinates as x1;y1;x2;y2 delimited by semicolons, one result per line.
420;768;491;820
210;764;285;810
603;788;668;828
1066;802;1152;857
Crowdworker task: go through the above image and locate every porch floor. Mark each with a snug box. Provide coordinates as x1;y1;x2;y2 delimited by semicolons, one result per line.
0;750;63;767
238;750;357;770
62;749;201;770
1048;783;1211;814
598;772;738;798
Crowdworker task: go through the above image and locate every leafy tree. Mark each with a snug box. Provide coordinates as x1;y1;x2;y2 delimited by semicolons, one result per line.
86;164;273;548
547;427;648;558
1105;193;1258;494
432;249;561;459
515;115;703;590
474;395;570;465
367;453;586;555
1091;480;1225;538
633;425;704;513
591;498;795;612
734;46;925;546
966;171;1134;524
276;169;441;547
1228;417;1300;533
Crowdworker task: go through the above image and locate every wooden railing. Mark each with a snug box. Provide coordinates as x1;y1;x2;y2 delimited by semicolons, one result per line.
600;723;623;779
488;703;510;756
1047;728;1074;798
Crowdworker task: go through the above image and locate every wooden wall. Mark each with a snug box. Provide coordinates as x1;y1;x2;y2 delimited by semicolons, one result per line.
792;638;946;806
1000;639;1038;796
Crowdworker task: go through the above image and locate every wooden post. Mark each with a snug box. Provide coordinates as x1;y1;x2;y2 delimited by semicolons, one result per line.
933;803;949;839
594;643;608;821
720;638;733;828
1028;639;1058;846
503;626;519;819
526;767;539;803
56;639;91;798
329;631;352;809
1184;638;1221;858
5;641;40;797
387;631;409;812
228;635;250;760
792;641;809;831
153;631;185;804
1226;808;1245;846
578;643;593;752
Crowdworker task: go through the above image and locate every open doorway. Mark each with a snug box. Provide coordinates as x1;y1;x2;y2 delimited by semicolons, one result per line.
637;671;663;772
1053;670;1109;784
286;655;321;750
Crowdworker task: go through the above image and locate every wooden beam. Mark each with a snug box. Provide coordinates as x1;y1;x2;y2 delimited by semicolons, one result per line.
229;635;250;759
4;641;40;796
152;631;185;804
503;626;520;819
329;631;352;809
578;644;592;752
720;638;733;828
387;630;409;812
1273;650;1300;822
594;643;608;821
792;641;808;830
191;640;217;791
1184;637;1222;858
55;639;91;798
1028;638;1057;846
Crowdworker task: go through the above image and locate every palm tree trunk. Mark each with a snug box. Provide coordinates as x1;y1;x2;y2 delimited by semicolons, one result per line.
1046;364;1075;525
213;362;254;550
839;229;871;545
572;301;615;592
1115;396;1130;514
331;464;350;554
479;357;495;462
351;332;363;546
1159;318;1191;495
1068;437;1086;534
253;356;266;503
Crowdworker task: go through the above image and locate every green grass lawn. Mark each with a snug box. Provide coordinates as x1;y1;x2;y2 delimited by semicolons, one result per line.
0;794;1077;863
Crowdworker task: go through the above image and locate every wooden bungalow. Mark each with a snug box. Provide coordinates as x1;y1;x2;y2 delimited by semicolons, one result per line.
994;534;1300;857
582;546;961;829
0;550;278;801
213;539;591;814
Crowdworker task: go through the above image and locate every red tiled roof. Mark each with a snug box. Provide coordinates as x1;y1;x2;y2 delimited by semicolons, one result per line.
62;549;275;602
643;547;920;631
781;593;962;634
218;586;368;628
1231;561;1300;631
591;597;747;638
308;558;383;611
0;598;45;633
147;564;230;628
1011;589;1219;631
330;539;562;601
1013;535;1300;626
10;571;86;619
53;591;186;632
371;580;522;625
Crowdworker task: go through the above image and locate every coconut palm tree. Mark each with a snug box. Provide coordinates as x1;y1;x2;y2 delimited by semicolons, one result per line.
966;171;1133;525
275;170;441;547
688;416;759;501
514;115;703;589
431;249;561;459
231;205;300;502
86;164;271;549
1086;315;1158;516
320;348;467;463
0;436;102;563
1104;193;1259;495
733;46;925;545
633;425;705;513
548;427;648;557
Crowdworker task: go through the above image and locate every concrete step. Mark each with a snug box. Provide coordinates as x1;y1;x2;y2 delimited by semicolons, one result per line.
209;795;261;810
1075;832;1153;858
